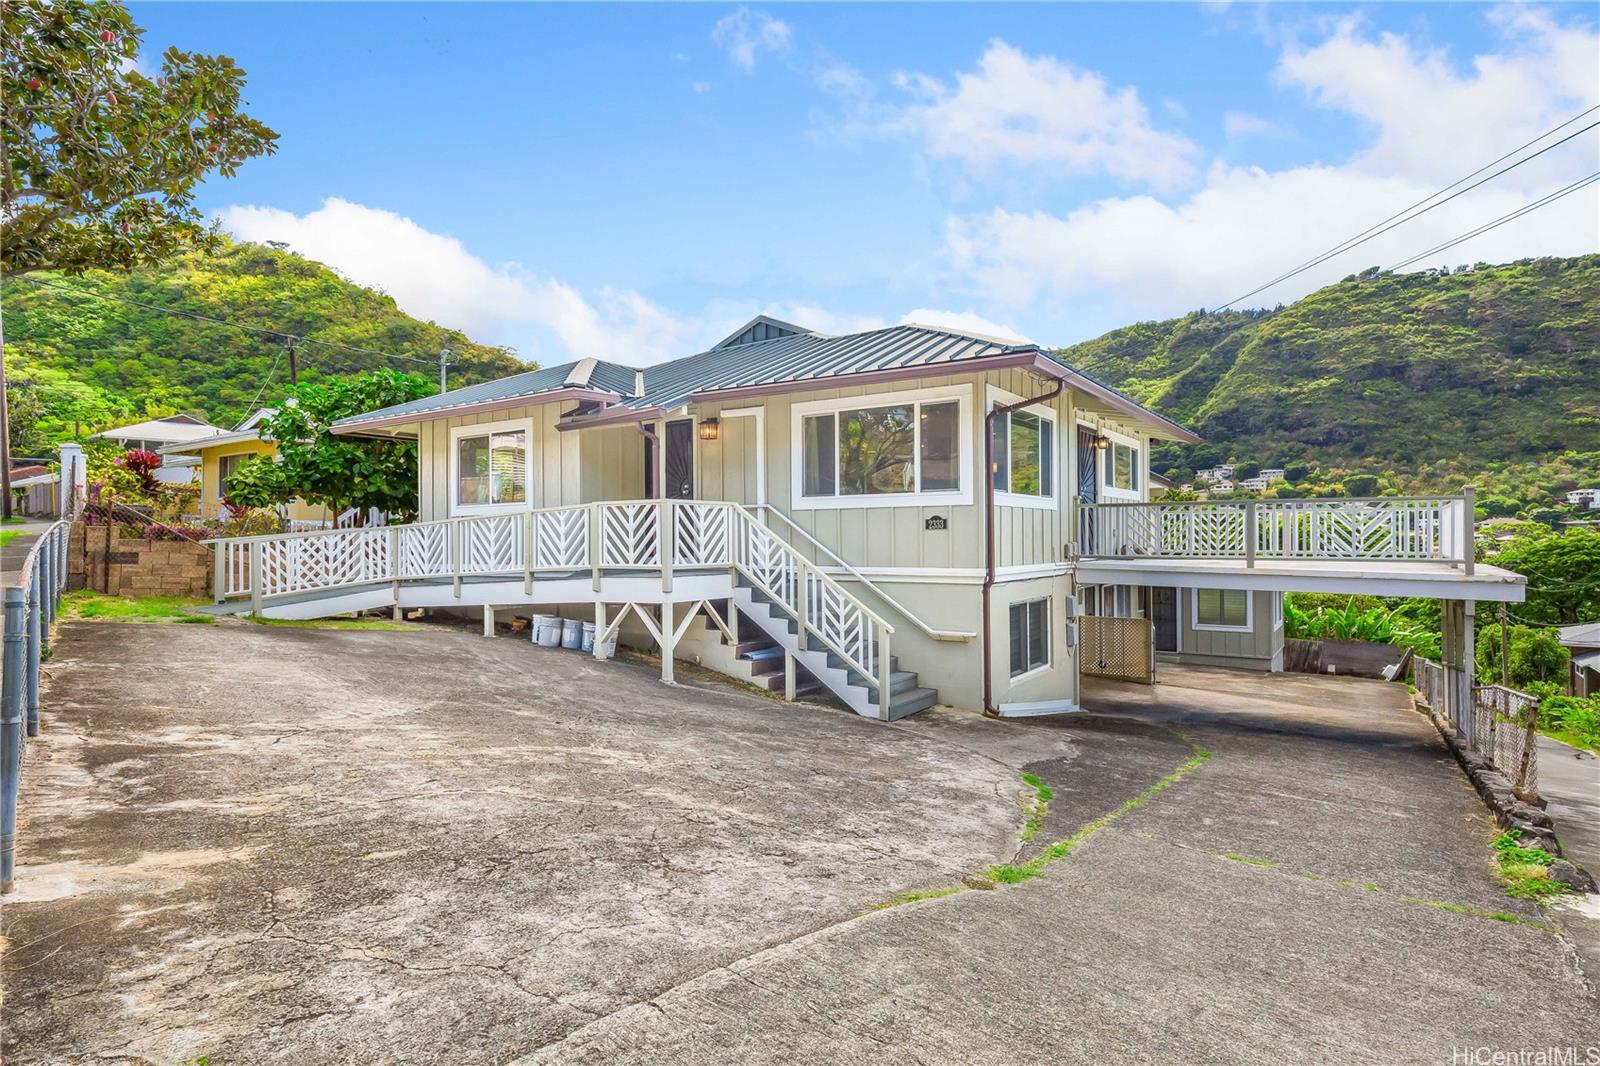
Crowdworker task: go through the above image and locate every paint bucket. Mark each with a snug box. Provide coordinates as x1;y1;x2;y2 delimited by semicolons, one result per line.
561;617;584;650
532;614;562;647
580;620;596;653
593;625;619;660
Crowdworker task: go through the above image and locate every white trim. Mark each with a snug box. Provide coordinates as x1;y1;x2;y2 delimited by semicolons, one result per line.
986;385;1059;510
720;406;767;505
790;383;973;511
1191;587;1253;632
996;698;1081;717
818;562;1070;585
448;417;536;516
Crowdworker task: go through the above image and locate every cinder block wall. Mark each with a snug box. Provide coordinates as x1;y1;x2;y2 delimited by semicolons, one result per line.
68;523;212;598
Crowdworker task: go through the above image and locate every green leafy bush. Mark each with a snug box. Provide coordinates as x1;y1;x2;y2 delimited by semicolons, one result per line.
1537;695;1600;753
1475;623;1569;689
1283;595;1440;658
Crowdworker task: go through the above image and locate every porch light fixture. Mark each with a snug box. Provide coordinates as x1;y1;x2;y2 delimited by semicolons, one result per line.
1093;434;1112;451
697;418;720;441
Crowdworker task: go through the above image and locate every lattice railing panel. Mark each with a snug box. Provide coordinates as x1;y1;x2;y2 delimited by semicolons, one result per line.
460;516;523;575
531;507;589;569
1079;616;1154;683
398;524;448;579
599;503;660;567
674;502;733;567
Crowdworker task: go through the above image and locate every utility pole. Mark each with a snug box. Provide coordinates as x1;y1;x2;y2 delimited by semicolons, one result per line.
1499;603;1510;689
439;348;451;393
286;336;299;387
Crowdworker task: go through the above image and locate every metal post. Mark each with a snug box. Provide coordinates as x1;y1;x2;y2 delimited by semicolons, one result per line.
26;568;41;738
2;586;27;892
1244;500;1257;569
39;534;52;647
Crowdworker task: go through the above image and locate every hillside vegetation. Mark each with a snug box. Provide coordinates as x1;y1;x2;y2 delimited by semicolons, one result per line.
2;240;529;448
1060;256;1600;499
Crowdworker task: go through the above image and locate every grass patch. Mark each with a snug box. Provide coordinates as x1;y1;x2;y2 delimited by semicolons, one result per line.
1224;853;1279;868
1401;897;1545;927
1491;831;1570;901
0;529;23;547
872;886;964;910
984;863;1042;885
60;590;212;624
1018;772;1053;841
246;615;417;632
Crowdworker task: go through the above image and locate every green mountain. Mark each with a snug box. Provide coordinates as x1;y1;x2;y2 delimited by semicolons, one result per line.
2;240;530;451
1059;255;1600;501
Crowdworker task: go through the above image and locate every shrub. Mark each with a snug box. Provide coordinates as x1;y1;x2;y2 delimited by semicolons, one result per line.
114;448;163;494
1475;623;1569;689
1538;695;1600;752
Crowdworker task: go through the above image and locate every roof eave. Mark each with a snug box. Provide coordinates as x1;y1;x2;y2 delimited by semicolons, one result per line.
330;387;624;436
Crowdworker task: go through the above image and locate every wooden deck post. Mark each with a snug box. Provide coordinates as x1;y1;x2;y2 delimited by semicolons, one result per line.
248;546;263;616
1462;486;1475;576
482;604;495;637
213;544;226;605
589;504;602;593
451;521;462;598
1244;500;1257;569
659;599;676;684
523;510;535;595
784;650;796;701
594;601;607;660
660;500;674;596
877;628;893;722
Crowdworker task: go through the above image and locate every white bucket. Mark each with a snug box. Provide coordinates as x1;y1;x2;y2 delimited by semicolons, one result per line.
593;625;618;660
580;621;596;653
561;617;584;650
532;614;562;647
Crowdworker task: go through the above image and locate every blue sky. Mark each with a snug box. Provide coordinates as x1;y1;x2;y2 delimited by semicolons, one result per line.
131;2;1600;366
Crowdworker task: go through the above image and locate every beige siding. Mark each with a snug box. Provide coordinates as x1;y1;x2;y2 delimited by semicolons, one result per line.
416;400;588;521
1174;588;1284;671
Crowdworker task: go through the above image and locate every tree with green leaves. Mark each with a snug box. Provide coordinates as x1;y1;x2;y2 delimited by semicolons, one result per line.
242;370;434;521
1490;527;1600;625
1;0;278;275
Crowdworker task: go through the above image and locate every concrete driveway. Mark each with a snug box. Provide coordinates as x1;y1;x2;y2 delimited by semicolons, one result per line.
3;624;1597;1064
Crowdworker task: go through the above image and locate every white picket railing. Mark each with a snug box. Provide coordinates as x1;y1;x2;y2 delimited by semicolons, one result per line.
208;498;895;702
1077;495;1473;570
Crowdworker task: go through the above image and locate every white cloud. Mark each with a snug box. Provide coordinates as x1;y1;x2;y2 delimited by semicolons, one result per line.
711;8;791;72
1222;111;1287;140
942;11;1600;315
690;80;712;95
889;41;1199;188
897;309;1029;344
216;198;702;365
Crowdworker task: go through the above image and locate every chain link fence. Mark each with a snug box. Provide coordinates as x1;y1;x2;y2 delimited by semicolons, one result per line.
1410;657;1540;795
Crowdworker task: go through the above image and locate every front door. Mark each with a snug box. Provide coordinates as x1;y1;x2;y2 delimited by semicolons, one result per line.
1152;587;1178;653
1076;425;1099;553
664;419;695;500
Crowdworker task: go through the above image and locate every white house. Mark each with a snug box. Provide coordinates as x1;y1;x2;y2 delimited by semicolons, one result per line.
1565;488;1600;510
94;414;225;485
208;316;1524;724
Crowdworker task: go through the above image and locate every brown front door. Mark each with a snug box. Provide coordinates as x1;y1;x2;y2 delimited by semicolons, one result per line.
664;419;695;500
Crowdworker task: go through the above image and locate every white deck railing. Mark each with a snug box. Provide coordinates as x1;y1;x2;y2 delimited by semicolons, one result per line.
1076;494;1473;571
209;499;896;703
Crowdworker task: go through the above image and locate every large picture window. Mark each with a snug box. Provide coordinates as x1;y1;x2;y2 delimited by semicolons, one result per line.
1009;598;1050;677
795;388;966;506
1195;588;1250;630
454;427;528;509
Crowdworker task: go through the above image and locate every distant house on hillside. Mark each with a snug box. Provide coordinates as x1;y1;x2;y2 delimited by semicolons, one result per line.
1565;488;1600;510
94;414;224;485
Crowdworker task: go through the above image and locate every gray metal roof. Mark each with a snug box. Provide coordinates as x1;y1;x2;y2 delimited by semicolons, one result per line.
331;316;1196;442
1558;622;1600;648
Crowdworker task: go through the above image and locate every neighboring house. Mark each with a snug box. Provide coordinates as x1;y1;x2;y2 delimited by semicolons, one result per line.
1565;488;1600;510
1558;623;1600;698
95;414;224;485
1207;479;1236;493
1198;464;1236;482
158;409;327;524
209;315;1526;722
1148;471;1175;498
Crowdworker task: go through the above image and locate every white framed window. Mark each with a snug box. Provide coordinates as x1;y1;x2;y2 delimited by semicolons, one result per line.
1103;439;1140;494
987;386;1057;508
217;452;247;501
1194;588;1251;631
1009;597;1051;678
449;419;533;514
791;384;971;509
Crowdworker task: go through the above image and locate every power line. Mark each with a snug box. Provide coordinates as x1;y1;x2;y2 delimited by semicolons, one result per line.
13;273;444;367
241;346;285;414
1214;108;1600;311
1386;172;1600;272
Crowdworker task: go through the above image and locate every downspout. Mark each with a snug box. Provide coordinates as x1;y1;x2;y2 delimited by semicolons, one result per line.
982;377;1065;717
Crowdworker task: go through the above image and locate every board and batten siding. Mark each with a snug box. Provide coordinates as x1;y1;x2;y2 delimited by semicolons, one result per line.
1174;588;1284;671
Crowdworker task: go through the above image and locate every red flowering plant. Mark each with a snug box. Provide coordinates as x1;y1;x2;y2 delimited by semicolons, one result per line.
114;448;162;493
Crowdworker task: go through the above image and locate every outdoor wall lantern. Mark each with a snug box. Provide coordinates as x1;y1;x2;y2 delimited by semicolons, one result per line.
698;418;720;441
1093;434;1112;451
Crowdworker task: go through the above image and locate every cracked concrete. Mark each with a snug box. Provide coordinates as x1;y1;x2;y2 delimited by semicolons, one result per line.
6;629;1598;1064
2;621;1024;1064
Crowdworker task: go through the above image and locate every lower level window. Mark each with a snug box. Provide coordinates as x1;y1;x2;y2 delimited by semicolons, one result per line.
1196;588;1249;629
1009;598;1050;677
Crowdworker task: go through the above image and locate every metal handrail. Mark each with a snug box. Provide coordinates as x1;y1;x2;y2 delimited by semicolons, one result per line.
757;503;975;642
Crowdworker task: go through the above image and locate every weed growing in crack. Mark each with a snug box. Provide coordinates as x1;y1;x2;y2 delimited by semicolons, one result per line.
1491;831;1571;901
1019;772;1053;842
